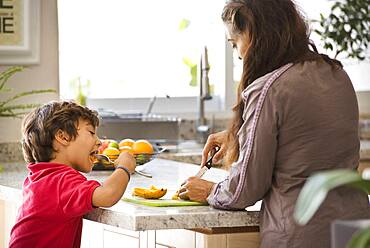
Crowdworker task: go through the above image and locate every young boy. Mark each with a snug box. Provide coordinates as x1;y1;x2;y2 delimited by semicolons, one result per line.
9;101;136;248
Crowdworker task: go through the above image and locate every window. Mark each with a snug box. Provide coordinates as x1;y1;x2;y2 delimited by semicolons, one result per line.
58;0;228;108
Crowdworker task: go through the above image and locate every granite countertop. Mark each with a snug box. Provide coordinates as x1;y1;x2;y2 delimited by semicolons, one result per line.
0;159;260;232
159;140;370;164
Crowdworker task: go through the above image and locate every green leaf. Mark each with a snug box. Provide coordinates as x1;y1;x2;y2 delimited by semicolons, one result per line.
0;112;30;118
0;89;56;108
178;19;190;31
0;103;41;113
1;87;12;92
0;66;23;91
189;65;197;86
347;227;370;248
182;57;195;67
324;42;334;51
293;169;370;226
0;66;58;118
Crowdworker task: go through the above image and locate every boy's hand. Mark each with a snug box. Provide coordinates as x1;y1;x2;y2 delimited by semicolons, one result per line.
93;151;136;208
114;152;136;173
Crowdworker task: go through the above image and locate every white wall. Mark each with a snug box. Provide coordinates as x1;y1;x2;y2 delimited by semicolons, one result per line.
0;0;59;143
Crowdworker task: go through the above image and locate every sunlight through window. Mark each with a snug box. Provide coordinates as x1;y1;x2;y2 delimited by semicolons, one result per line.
58;0;225;99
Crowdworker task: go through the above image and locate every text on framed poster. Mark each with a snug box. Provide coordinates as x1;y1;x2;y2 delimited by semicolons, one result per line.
0;0;22;46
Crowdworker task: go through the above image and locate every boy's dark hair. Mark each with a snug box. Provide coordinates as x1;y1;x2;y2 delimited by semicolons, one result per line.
21;101;99;163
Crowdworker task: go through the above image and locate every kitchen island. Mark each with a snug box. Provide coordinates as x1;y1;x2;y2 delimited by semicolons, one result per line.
0;159;260;248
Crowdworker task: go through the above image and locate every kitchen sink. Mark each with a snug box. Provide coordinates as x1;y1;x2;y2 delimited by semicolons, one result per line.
96;109;181;142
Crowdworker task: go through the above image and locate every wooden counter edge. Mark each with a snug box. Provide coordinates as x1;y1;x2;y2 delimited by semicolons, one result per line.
189;226;259;234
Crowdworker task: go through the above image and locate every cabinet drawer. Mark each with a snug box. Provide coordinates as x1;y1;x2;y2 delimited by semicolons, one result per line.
156;229;195;248
103;229;139;248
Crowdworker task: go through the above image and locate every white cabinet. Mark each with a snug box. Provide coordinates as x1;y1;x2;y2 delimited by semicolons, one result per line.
103;225;140;248
0;199;20;248
81;220;104;248
156;229;195;248
103;229;139;248
81;221;260;248
1;213;259;248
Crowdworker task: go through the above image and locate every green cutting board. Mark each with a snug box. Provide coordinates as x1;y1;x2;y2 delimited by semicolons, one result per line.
122;196;208;207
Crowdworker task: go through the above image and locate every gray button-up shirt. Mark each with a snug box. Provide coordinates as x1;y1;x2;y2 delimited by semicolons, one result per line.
208;60;370;248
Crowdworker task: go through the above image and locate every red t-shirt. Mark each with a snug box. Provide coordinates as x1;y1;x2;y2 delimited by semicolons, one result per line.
9;162;101;248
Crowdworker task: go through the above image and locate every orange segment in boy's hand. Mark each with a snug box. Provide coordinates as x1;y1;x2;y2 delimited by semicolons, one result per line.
132;140;154;154
119;138;135;148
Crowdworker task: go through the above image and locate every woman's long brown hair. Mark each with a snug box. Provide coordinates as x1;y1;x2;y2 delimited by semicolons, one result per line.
222;0;342;166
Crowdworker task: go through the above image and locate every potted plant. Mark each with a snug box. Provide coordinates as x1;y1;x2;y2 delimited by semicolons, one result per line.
313;0;369;61
0;66;56;118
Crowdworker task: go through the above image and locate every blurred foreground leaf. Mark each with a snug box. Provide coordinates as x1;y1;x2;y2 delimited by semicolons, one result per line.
347;227;370;248
294;169;370;225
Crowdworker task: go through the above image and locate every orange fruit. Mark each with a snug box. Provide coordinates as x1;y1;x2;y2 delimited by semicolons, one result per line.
103;147;120;160
119;145;134;154
132;139;154;154
119;138;135;148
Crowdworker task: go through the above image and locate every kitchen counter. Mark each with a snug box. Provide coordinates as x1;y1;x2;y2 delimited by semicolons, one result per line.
360;140;370;160
0;159;260;232
2;140;369;232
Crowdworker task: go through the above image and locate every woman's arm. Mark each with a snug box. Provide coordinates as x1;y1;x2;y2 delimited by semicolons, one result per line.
180;85;279;208
207;66;290;210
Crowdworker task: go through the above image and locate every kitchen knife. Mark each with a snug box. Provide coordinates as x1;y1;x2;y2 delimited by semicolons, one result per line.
194;152;216;178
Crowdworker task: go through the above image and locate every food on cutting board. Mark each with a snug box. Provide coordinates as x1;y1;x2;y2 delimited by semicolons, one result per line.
172;191;180;200
132;185;167;199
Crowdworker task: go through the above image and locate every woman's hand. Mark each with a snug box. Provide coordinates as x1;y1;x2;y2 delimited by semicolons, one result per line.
202;130;228;165
178;177;215;203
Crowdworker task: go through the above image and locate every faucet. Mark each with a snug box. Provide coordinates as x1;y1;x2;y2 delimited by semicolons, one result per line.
197;46;212;143
146;94;170;116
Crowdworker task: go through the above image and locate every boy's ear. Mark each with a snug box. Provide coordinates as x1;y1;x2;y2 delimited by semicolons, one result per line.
54;129;70;146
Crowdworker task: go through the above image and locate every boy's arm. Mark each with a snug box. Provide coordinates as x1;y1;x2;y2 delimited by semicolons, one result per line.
92;152;136;207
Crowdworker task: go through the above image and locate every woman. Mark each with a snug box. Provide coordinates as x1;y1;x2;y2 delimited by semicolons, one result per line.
179;0;370;247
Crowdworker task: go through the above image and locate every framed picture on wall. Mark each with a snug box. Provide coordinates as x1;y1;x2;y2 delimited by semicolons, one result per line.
0;0;40;65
